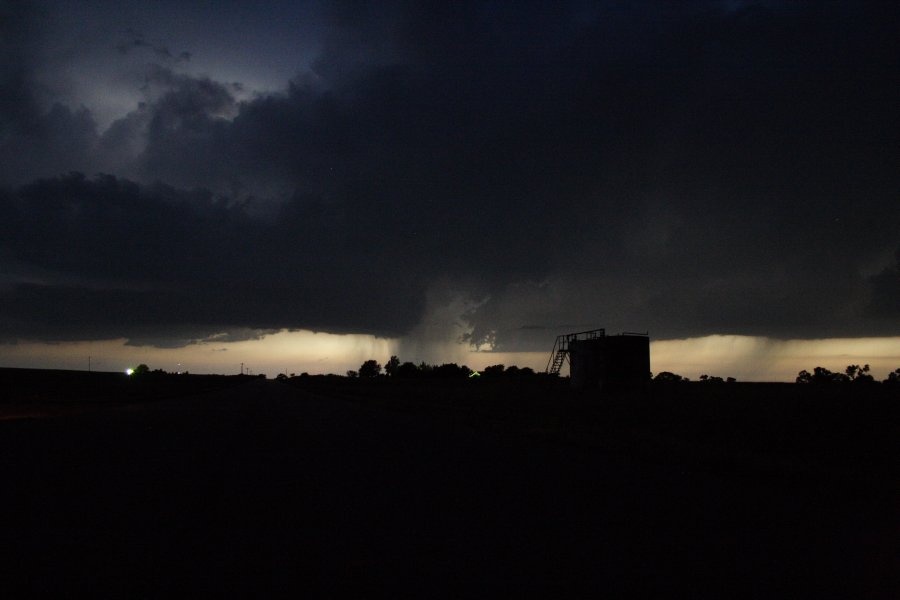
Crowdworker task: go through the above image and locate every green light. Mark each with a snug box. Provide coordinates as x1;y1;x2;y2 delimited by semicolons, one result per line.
126;368;135;376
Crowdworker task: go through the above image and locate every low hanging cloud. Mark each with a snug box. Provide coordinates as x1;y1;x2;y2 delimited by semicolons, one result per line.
0;173;429;344
0;1;897;348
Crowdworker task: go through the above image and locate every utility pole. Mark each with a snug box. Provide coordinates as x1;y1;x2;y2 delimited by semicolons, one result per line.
88;356;91;373
240;362;244;375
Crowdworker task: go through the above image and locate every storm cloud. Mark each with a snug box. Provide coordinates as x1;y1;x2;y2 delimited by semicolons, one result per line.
1;0;898;349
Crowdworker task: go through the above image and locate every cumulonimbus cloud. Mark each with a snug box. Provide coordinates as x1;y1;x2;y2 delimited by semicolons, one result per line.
0;1;897;347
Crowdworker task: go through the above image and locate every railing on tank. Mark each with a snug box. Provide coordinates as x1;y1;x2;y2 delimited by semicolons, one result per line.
545;328;606;374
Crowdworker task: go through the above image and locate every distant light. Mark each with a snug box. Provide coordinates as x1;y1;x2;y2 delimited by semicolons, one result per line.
126;368;134;376
469;371;481;378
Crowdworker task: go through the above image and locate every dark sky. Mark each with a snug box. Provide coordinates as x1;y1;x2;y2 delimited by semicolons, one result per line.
1;0;898;352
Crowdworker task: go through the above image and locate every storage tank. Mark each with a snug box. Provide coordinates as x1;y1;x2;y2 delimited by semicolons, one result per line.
566;332;650;391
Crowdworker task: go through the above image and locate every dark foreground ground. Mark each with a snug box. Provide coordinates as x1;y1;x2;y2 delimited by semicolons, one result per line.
0;370;897;597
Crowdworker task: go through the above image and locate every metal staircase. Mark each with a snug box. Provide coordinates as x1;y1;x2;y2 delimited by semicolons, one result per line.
545;328;606;375
546;335;569;375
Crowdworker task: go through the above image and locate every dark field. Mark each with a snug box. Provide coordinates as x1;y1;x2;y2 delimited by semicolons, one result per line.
1;369;897;597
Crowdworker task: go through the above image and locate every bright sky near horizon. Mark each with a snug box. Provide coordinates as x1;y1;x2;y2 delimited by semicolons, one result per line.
3;332;899;383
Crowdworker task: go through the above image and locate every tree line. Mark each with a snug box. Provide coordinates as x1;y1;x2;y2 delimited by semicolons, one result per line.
642;365;900;385
652;372;736;383
796;364;900;385
341;360;900;384
344;356;542;380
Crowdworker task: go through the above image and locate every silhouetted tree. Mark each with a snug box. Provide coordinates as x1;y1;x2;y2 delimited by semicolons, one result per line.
433;363;470;378
845;364;874;383
396;362;419;378
699;374;724;383
798;365;877;384
654;371;683;382
134;364;150;376
483;364;505;377
359;359;381;378
884;368;900;385
385;355;400;377
346;370;358;378
796;367;848;384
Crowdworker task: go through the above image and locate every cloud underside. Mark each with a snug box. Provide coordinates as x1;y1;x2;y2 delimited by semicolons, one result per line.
0;1;898;348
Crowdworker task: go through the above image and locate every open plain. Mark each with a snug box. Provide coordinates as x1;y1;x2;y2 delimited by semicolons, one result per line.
0;369;896;597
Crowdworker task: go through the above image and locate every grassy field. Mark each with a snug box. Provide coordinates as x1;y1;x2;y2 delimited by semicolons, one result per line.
3;366;896;483
1;369;896;596
287;375;899;483
0;367;251;418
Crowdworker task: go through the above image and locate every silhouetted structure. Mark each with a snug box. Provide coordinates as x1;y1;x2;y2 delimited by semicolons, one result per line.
547;329;650;391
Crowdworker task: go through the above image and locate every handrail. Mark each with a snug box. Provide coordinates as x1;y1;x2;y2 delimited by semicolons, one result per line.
545;335;563;373
563;328;606;340
546;328;607;374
